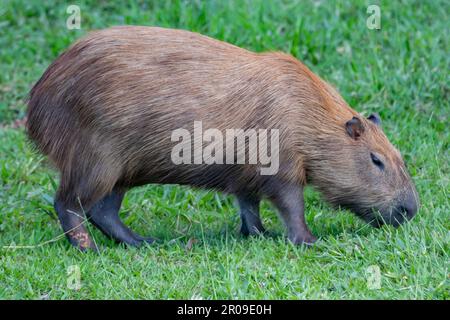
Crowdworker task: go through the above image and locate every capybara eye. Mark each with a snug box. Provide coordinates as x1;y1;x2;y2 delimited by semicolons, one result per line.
370;153;384;170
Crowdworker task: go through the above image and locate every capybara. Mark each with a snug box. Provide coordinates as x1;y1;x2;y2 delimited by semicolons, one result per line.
26;26;419;251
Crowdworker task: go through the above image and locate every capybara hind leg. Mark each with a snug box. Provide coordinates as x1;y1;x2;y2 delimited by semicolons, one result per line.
267;184;317;245
237;195;265;236
54;198;97;251
86;189;154;247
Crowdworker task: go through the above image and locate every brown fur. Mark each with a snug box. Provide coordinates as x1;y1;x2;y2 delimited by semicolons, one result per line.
26;26;419;249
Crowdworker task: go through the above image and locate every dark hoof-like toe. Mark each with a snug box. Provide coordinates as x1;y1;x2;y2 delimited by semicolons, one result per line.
289;233;318;246
240;224;266;237
120;234;155;248
136;235;155;245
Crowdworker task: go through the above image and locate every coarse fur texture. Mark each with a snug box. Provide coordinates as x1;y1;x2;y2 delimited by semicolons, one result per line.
26;26;419;250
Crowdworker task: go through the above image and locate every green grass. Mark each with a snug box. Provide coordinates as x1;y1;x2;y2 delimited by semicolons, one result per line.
0;0;448;299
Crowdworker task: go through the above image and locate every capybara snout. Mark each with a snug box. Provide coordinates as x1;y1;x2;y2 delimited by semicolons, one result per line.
26;26;419;250
372;187;419;228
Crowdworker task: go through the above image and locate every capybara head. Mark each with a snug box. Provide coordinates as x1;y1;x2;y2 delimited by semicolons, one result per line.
308;113;419;227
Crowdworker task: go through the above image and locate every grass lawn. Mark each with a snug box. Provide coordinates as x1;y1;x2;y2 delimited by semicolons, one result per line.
0;0;448;299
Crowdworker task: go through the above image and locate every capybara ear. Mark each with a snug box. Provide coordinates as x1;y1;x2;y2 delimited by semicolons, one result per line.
367;113;381;126
346;116;365;139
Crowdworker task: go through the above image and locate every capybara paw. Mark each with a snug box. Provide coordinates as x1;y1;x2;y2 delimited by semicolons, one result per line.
289;233;318;246
125;235;155;247
240;224;266;237
138;236;155;245
67;231;98;252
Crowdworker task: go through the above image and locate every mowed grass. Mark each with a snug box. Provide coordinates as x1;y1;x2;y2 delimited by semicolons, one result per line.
0;0;448;299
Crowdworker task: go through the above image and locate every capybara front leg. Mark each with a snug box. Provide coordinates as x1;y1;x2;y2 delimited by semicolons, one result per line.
54;197;97;251
86;189;154;247
237;194;265;236
268;184;317;245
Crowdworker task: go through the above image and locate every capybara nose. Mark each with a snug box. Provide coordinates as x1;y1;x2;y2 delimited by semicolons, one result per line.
398;196;418;220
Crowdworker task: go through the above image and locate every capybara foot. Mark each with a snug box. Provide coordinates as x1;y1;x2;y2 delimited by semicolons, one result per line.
237;195;265;237
134;235;156;246
288;233;318;246
66;230;98;251
240;222;266;237
54;198;97;251
86;190;155;247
